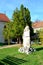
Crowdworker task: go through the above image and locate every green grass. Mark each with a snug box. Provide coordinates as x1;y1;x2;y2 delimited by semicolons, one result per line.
0;44;43;65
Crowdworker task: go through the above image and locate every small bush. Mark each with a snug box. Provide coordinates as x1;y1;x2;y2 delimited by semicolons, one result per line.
37;29;43;44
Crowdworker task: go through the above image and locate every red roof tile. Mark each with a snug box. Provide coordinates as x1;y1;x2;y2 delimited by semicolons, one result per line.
0;13;10;22
32;21;43;28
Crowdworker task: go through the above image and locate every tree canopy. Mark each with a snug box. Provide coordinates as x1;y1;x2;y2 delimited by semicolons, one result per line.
3;4;34;44
12;4;33;39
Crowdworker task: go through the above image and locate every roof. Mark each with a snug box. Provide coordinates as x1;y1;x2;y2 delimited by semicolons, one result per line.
0;13;10;22
32;21;43;28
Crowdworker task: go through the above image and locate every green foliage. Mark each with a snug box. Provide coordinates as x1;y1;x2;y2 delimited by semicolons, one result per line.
37;29;43;44
3;22;14;45
12;4;33;39
3;22;10;45
3;4;34;44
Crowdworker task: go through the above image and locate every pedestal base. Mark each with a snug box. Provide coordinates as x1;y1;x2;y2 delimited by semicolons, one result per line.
18;47;36;54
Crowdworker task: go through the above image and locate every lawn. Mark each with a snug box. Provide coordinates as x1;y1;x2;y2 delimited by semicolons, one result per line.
0;44;43;65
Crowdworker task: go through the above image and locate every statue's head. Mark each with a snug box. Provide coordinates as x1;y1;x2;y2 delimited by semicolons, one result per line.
24;25;29;32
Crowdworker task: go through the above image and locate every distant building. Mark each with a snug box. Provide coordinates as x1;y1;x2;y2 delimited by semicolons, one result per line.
0;13;10;43
32;21;43;33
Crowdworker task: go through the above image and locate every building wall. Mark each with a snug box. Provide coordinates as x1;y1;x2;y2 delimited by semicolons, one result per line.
0;22;5;43
34;27;43;33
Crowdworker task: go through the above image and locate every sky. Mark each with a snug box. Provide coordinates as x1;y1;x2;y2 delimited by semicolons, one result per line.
0;0;43;22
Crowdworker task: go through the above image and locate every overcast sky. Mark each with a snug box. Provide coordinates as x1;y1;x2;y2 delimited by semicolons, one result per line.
0;0;43;22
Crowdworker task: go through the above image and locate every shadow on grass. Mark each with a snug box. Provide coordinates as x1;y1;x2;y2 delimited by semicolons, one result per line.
0;43;4;46
36;47;43;51
0;43;8;47
0;56;27;65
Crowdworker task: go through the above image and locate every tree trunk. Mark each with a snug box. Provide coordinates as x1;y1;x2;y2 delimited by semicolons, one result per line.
19;37;21;44
17;37;19;44
8;38;10;45
17;37;22;47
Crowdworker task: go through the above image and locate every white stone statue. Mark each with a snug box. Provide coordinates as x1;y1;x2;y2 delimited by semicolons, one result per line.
18;25;36;54
18;25;31;54
23;25;30;49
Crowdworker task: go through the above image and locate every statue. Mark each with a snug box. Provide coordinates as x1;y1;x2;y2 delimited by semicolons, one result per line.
23;25;30;49
18;25;36;54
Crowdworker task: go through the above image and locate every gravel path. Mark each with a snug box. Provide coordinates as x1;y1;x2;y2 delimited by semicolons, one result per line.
0;44;21;49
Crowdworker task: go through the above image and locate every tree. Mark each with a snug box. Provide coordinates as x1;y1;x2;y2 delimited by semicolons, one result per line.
3;22;14;45
12;4;33;43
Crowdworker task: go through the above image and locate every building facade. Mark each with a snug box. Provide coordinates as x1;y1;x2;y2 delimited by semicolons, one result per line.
32;21;43;33
0;13;10;43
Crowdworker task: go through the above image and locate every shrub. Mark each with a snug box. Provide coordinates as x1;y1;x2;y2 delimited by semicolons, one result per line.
37;29;43;44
